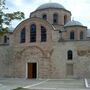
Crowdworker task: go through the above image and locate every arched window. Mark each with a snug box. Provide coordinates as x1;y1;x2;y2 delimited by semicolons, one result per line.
41;26;47;42
20;27;26;43
70;31;75;40
80;31;83;40
67;50;73;60
30;24;36;42
42;14;47;20
64;15;67;24
53;13;58;24
4;35;7;43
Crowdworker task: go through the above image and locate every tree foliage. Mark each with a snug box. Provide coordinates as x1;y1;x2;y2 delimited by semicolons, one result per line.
0;0;25;35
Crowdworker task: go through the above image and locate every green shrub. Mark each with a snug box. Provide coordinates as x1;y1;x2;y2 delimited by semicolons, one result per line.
13;87;23;90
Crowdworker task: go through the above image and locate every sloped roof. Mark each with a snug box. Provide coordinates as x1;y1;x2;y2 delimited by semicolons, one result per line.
64;20;83;27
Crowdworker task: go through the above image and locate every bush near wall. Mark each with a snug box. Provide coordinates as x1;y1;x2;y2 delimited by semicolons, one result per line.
13;87;29;90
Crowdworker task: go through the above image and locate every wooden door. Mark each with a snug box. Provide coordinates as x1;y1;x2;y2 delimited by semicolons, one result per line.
28;63;37;79
28;63;33;79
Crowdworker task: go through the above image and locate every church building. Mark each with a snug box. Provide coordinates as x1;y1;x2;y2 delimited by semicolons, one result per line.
0;2;90;79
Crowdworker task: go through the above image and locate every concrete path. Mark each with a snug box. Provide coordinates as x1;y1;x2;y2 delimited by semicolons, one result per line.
0;78;43;90
86;79;90;88
24;79;89;90
0;78;89;90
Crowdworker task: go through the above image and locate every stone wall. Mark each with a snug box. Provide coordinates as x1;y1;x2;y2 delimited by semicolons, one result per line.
0;40;90;79
51;41;90;78
0;46;14;77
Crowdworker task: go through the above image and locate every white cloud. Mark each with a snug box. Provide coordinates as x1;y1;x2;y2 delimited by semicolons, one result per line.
13;0;23;6
6;0;90;28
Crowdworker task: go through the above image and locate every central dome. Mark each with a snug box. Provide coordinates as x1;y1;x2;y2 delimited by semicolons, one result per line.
36;3;65;10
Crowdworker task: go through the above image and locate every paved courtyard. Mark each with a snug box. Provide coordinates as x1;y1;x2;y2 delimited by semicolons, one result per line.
0;78;90;90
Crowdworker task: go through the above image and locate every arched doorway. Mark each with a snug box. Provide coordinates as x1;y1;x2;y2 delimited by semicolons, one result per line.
20;46;44;79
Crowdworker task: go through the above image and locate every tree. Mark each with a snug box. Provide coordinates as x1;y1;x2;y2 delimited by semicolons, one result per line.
0;0;25;35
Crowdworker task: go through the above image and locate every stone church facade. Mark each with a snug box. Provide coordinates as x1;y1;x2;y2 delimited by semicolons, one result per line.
0;3;90;79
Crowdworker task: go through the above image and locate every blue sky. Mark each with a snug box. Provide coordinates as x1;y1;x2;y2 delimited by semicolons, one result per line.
6;0;90;29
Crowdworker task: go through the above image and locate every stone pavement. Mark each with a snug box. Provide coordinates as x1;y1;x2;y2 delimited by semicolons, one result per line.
0;78;89;90
87;79;90;88
0;78;43;90
24;79;89;90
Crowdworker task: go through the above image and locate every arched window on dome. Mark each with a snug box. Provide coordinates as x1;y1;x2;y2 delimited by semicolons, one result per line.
20;27;26;43
80;31;83;40
70;31;75;40
64;15;67;25
30;24;36;42
42;14;47;20
67;50;73;60
41;26;47;42
53;13;58;24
